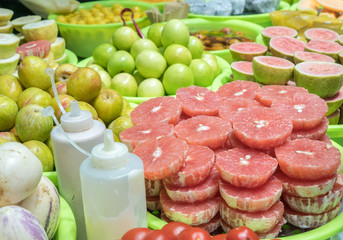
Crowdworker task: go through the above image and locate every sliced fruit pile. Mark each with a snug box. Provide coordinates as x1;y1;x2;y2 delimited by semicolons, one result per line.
119;84;343;238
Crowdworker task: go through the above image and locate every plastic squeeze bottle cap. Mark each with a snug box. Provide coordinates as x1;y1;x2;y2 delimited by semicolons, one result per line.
60;100;93;132
91;129;129;169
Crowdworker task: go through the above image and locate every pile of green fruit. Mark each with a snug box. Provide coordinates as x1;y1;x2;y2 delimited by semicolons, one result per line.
90;19;222;97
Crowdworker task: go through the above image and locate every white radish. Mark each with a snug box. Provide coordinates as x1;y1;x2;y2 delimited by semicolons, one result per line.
18;175;60;240
0;142;43;207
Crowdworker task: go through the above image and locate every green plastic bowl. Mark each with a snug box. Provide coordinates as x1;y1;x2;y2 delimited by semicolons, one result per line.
65;49;78;65
141;18;265;63
48;1;154;58
187;1;290;27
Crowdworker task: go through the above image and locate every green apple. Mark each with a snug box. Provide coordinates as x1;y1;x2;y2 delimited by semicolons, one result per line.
23;140;54;172
18;56;51;90
65;101;98;120
15;104;53;142
111;73;137;97
67;67;102;102
97;70;112;89
162;64;194;95
48;81;67;97
147;22;165;47
0;132;20;146
92;43;117;68
54;63;78;82
0;74;23;102
137;78;165;97
133;70;145;86
130;38;158;59
164;44;192;66
0;95;18;131
202;53;220;77
108;116;133;140
18;87;52;109
91;89;123;125
189;59;215;87
188;36;204;59
161;19;190;48
87;64;104;72
135;50;167;79
51;94;76;121
107;50;135;77
112;26;139;51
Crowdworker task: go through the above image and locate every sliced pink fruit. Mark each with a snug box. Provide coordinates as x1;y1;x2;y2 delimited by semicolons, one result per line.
306;39;343;61
216;80;261;101
257;218;286;239
283;201;341;229
318;133;332;144
160;189;220;226
164;168;219;203
219;177;282;212
262;26;298;45
290;117;328;140
176;85;221;117
220;200;284;233
119;122;174;152
282;174;343;214
218;98;264;124
133;136;188;180
163;145;215;187
216;148;278;188
226;130;249;149
147;195;161;211
229;42;268;61
269;36;306;61
271;92;328;130
130;96;182;126
255;85;309;107
232;107;293;149
16;40;51;60
304;28;339;42
293;51;335;64
145;179;164;197
174;115;232;150
274;169;337;198
275;138;341;180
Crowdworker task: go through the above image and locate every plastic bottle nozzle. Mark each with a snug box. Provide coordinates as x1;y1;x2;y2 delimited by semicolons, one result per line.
103;129;115;152
45;67;66;115
70;100;80;117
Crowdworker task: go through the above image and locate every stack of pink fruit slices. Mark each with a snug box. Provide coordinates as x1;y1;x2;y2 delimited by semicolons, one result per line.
119;82;343;238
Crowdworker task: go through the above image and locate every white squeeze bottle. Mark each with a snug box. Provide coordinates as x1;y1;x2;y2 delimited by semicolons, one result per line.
46;67;106;240
80;129;147;240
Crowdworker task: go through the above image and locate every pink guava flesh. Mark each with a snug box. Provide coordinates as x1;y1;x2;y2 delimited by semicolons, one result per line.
270;37;306;55
307;40;343;53
230;42;267;54
305;28;339;41
294;51;335;63
263;26;297;38
257;56;294;68
231;61;253;74
297;62;343;76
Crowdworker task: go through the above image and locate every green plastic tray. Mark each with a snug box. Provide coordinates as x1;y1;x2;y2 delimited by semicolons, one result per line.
141;18;265;63
48;1;154;58
187;1;290;27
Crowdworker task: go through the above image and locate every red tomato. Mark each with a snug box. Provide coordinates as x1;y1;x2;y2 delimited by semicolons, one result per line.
176;227;212;240
144;229;172;240
161;221;191;239
212;233;228;240
226;226;260;240
121;227;151;240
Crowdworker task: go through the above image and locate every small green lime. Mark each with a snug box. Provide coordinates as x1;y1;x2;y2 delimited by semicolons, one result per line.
92;43;117;68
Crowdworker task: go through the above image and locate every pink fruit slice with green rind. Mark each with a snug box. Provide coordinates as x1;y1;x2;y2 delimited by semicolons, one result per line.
275;138;341;180
218;98;264;124
163;145;215;187
216;80;260;101
269;36;306;62
294;61;343;98
229;42;267;62
164;168;219;203
216;148;278;188
119;122;174;152
220;200;284;233
271;92;328;130
255;85;309;107
283;201;341;229
174;115;232;150
256;218;287;239
282;174;343;214
130;96;182;126
232;107;293;150
261;26;298;45
327;109;340;125
293;51;335;64
305;40;343;62
16;40;51;60
133;135;188;180
274;169;337;197
304;28;339;42
160;188;220;226
290;117;328;140
219;176;282;212
176;85;221;117
325;86;343;116
231;61;255;82
145;179;164;197
252;56;294;85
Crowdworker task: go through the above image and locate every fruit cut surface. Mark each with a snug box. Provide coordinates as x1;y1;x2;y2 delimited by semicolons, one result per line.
176;86;221;117
269;36;306;59
219;176;282;212
216;80;260;101
174;115;232;150
304;28;339;42
130;96;182;126
262;26;298;38
216;148;278;188
133;136;188;180
306;40;343;54
290;117;329;140
229;42;268;61
293;51;335;63
275;138;341;180
16;40;51;60
231;61;253;75
163;144;215;187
